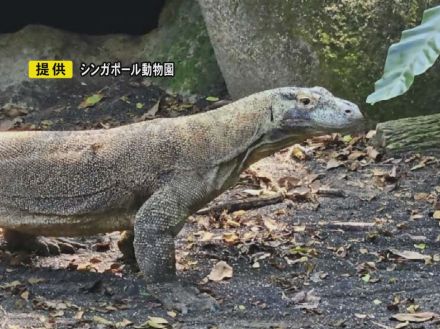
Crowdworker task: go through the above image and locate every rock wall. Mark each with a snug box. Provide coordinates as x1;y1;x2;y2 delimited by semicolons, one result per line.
198;0;440;122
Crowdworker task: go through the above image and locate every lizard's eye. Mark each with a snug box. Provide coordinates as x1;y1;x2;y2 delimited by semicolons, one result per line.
299;97;311;106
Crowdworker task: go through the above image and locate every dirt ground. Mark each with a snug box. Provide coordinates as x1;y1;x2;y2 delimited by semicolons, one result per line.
0;80;439;329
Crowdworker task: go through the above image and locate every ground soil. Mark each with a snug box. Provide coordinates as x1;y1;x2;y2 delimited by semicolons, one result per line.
0;80;439;329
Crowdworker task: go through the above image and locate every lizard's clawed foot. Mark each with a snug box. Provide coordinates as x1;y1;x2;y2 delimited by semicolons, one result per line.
3;229;86;256
147;281;219;314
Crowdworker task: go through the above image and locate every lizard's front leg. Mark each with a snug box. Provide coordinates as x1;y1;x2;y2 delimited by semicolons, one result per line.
133;177;218;313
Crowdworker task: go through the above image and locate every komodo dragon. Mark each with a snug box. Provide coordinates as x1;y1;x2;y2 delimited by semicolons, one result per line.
0;86;363;312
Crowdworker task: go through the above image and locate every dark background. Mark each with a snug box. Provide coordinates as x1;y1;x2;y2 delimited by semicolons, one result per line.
0;1;166;35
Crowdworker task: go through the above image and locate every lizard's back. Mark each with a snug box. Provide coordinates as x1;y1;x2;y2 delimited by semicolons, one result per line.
0;127;149;217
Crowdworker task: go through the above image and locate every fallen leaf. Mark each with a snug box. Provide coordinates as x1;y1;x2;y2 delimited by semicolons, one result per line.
93;315;113;326
326;159;343;170
116;318;134;328
243;189;263;196
139;100;160;120
79;93;104;109
0;119;15;131
2;103;28;118
414;243;427;250
20;290;29;300
291;144;306;160
366;130;376;139
198;231;214;242
207;261;233;282
348;150;366;161
433;210;440;220
395;322;409;329
366;146;379;160
0;280;22;289
145;316;169;329
278;176;301;190
414;193;429;201
391;312;439;323
223;232;239;244
27;277;46;285
167;311;177;318
355;313;367;319
291;289;320;309
74;310;85;320
263;217;279;231
389;249;432;263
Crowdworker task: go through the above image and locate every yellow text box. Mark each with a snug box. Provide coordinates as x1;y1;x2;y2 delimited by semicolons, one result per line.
28;60;73;79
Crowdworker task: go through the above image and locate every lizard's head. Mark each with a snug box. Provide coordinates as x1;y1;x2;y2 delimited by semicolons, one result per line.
269;86;364;137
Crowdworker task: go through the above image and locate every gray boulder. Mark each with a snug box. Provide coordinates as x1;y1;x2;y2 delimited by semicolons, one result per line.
198;0;440;122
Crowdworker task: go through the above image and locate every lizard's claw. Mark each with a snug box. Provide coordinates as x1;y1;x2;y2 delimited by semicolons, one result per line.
147;281;219;314
3;230;86;256
32;237;86;256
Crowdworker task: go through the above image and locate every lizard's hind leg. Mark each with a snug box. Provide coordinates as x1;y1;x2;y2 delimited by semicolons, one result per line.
2;229;86;256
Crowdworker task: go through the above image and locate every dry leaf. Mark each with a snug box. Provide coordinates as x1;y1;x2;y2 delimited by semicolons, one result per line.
223;232;239;244
366;146;379;160
414;193;429;201
243;189;263;196
27;277;45;285
389;249;432;263
348;151;366;161
145;316;169;329
263;217;279;231
116;319;133;328
74;311;85;320
93;316;113;326
207;261;233;282
391;312;439;323
0;119;15;131
20;290;29;300
291;289;321;309
0;280;22;289
197;231;214;242
140;100;160;120
366;130;376;139
167;311;177;318
326;159;343;170
354;313;367;319
433;210;440;220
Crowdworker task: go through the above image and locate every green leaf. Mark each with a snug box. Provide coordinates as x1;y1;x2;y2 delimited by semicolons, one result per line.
361;273;371;283
79;93;104;109
366;5;440;104
414;243;427;250
342;135;352;143
136;102;144;109
206;96;219;102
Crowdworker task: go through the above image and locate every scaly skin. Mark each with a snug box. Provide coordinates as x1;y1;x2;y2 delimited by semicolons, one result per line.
0;86;364;312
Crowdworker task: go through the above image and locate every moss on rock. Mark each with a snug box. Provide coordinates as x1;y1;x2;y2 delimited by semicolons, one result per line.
142;0;225;96
199;0;440;122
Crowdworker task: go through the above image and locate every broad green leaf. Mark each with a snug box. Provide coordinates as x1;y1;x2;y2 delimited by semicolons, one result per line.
366;6;440;104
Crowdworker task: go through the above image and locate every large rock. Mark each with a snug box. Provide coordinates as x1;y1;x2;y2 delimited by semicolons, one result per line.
198;0;440;122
